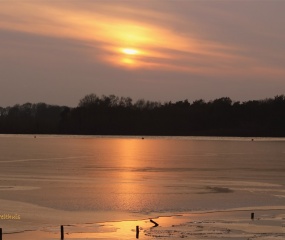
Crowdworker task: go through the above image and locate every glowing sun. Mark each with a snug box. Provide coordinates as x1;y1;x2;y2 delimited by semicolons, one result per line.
122;48;138;55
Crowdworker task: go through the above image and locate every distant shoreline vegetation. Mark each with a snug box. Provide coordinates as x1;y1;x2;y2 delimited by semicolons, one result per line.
1;94;285;137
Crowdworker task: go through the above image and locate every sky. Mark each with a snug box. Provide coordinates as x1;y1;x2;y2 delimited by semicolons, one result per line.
1;0;285;107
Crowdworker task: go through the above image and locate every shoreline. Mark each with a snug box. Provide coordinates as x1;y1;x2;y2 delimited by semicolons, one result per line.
2;134;285;141
2;205;285;239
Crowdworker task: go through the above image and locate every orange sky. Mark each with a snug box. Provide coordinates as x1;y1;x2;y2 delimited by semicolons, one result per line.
1;1;285;106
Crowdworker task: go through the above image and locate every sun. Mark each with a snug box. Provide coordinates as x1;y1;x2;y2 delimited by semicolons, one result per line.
122;48;138;55
118;48;140;67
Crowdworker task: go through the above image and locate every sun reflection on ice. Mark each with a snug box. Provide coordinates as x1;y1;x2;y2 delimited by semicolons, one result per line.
58;215;192;239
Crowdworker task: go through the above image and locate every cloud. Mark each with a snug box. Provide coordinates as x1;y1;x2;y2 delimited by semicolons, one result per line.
0;0;251;76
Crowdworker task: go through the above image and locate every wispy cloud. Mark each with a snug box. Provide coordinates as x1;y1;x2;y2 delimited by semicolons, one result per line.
0;1;245;74
1;0;284;79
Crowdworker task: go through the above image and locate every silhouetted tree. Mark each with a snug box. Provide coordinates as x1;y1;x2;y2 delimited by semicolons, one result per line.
1;94;285;136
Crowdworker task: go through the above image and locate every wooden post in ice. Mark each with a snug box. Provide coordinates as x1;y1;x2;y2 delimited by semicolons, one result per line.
0;228;2;240
61;225;64;239
251;212;254;220
150;219;159;227
136;225;139;238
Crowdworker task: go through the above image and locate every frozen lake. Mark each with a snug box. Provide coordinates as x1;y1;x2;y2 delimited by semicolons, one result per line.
0;135;284;233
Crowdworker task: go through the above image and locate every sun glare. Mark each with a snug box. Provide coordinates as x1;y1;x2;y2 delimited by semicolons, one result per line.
122;48;138;55
121;58;135;65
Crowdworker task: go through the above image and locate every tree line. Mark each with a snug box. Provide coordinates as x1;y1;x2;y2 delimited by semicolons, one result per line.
1;94;285;136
